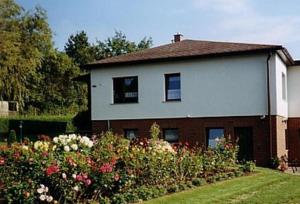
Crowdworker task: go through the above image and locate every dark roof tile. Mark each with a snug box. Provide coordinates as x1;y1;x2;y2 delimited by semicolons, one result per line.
85;39;284;68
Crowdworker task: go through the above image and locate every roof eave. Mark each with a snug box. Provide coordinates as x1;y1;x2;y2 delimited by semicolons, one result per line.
83;47;283;70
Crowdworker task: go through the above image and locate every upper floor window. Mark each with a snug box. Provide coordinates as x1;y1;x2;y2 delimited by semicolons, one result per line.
165;73;181;101
282;73;287;101
207;128;224;148
113;76;138;103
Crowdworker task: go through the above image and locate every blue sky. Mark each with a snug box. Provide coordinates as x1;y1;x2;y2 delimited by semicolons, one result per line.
17;0;300;59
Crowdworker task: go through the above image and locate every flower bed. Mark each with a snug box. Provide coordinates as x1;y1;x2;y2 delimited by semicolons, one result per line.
0;124;255;203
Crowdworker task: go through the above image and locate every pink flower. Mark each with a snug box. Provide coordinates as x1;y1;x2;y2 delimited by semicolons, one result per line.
76;174;83;181
0;157;4;165
84;179;92;186
114;173;120;181
99;163;113;173
82;173;88;180
46;165;60;176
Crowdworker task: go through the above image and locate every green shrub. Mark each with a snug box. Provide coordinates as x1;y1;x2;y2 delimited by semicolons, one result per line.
241;161;256;173
167;185;179;193
269;157;280;169
98;196;111;204
112;194;127;204
178;183;188;191
192;178;206;186
7;130;17;146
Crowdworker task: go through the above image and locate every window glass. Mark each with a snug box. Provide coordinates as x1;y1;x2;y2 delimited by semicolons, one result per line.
113;76;138;103
124;129;138;140
207;128;224;148
165;74;181;101
164;129;179;143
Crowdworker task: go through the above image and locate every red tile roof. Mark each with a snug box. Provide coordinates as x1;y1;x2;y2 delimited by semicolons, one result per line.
84;39;289;68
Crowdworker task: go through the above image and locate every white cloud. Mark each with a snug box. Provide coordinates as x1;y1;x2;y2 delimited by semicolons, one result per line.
191;0;300;58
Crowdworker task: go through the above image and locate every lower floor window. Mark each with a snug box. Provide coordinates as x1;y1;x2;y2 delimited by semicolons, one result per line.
124;129;138;140
207;128;224;148
163;129;179;144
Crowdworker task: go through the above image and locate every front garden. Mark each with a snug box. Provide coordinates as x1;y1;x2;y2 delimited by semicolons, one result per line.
0;123;254;203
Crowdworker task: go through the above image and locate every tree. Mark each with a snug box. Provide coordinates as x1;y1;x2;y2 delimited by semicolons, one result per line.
0;0;52;110
96;31;152;59
26;50;87;114
64;31;96;66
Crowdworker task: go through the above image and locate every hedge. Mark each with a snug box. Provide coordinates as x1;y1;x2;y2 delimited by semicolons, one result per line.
0;115;75;141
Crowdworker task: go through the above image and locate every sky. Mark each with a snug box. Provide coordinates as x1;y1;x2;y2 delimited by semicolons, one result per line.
16;0;300;59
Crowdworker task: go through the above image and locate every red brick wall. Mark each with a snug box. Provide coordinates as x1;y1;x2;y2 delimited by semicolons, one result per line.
92;116;274;166
287;118;300;165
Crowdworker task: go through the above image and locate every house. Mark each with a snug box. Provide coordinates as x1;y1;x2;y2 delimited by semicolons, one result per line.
0;101;18;116
83;34;300;166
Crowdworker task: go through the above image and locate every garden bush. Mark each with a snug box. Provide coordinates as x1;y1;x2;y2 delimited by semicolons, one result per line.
0;124;254;203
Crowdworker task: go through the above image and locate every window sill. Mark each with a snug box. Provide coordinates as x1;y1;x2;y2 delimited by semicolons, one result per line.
162;100;181;103
110;102;139;105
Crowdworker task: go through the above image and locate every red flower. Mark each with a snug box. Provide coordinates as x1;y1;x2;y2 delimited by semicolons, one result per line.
46;165;60;176
0;157;4;165
99;163;113;173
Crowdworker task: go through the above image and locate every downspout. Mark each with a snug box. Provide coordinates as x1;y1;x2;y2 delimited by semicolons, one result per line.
266;52;273;159
107;120;111;131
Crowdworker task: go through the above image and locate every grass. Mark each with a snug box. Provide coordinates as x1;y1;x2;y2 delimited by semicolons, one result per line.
144;168;300;204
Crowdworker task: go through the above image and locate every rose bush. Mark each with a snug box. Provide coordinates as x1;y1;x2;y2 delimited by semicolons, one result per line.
0;124;254;203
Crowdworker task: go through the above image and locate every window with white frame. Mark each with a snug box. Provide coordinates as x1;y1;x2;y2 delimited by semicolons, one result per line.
165;73;181;101
113;76;138;103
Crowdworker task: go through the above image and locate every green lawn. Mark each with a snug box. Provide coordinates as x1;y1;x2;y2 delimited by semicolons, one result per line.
144;168;300;204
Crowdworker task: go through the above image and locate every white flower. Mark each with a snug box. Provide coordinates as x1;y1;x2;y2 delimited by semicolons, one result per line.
53;137;59;143
71;144;78;151
37;188;44;194
64;145;70;152
22;145;29;150
73;186;79;192
69;134;76;140
62;173;67;179
44;187;49;192
87;141;93;148
39;195;46;201
52;145;57;151
46;196;53;202
72;174;76;179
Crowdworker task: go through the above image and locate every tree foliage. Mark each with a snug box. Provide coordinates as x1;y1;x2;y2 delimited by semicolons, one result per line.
0;0;52;109
96;31;152;59
0;0;152;115
64;31;96;66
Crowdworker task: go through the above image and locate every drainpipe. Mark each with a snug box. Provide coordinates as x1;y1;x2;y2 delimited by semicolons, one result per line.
107;120;111;131
266;52;273;159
